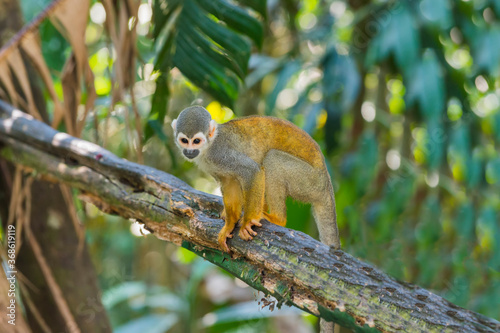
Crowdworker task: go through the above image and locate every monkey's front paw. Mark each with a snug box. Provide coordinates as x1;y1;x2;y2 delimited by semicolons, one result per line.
218;228;233;252
239;219;262;241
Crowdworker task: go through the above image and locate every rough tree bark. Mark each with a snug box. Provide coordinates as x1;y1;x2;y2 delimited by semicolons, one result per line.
0;1;111;332
1;101;499;333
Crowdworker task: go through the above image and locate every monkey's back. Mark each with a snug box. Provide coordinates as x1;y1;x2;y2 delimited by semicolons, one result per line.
220;116;325;169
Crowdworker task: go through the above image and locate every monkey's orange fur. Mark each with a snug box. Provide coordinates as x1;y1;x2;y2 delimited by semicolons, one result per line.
215;116;327;251
173;107;339;253
226;116;324;168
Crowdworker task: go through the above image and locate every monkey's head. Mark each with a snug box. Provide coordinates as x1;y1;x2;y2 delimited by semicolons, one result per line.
171;106;217;161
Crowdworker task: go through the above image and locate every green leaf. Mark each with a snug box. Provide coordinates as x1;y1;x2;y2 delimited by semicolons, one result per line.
174;35;239;106
476;207;499;263
264;60;301;115
485;157;500;185
235;0;267;18
115;314;178;333
455;201;475;239
494;113;500;143
354;131;379;195
323;49;361;110
153;0;182;39
383;161;417;217
322;49;361;151
472;28;500;76
425;121;445;169
128;292;187;312
202;301;302;327
406;50;445;121
102;282;147;309
153;0;264;108
466;149;482;188
245;55;282;89
415;195;442;248
418;0;452;30
365;4;420;74
177;19;245;79
39;20;70;72
145;75;170;143
492;0;500;16
187;5;251;74
449;122;470;159
302;103;322;135
197;0;263;48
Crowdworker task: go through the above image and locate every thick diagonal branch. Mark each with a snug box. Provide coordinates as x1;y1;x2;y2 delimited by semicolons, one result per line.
0;100;498;333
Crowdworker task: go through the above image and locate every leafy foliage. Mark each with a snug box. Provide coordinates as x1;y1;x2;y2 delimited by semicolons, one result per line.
146;0;265;142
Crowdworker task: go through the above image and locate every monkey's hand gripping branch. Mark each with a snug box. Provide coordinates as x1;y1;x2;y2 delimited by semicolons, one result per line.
0;100;499;333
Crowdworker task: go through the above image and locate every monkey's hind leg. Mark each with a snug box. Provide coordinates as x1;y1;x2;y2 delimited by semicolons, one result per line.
239;168;265;241
263;151;287;226
219;178;243;252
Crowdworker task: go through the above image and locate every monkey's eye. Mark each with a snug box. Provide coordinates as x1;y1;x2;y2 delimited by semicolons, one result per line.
181;138;188;144
193;138;201;144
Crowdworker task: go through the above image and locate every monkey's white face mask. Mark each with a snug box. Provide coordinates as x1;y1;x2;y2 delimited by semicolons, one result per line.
171;119;217;161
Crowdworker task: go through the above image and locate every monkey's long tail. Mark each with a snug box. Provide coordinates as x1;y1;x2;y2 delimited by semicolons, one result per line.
312;180;340;249
320;320;340;333
313;179;341;333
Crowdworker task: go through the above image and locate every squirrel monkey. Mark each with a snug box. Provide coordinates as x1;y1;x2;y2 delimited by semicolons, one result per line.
172;106;340;252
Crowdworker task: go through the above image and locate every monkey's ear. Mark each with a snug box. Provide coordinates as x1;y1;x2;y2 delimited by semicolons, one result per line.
208;119;217;139
171;119;177;132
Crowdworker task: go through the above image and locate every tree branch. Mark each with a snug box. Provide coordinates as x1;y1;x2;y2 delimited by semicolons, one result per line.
0;100;498;333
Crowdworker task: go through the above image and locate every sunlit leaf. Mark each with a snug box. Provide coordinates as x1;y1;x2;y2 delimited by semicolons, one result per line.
102;282;147;309
128;292;187;312
153;0;264;109
153;0;182;39
201;301;302;327
145;294;187;312
115;314;178;333
234;0;267;18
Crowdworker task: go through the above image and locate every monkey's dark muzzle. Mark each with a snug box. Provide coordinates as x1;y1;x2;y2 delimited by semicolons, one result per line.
183;149;199;159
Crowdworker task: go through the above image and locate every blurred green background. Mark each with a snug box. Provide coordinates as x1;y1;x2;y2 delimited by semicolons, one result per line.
20;0;500;331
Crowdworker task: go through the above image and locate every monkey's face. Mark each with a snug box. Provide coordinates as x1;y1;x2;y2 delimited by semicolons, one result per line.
175;132;208;160
171;114;218;162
